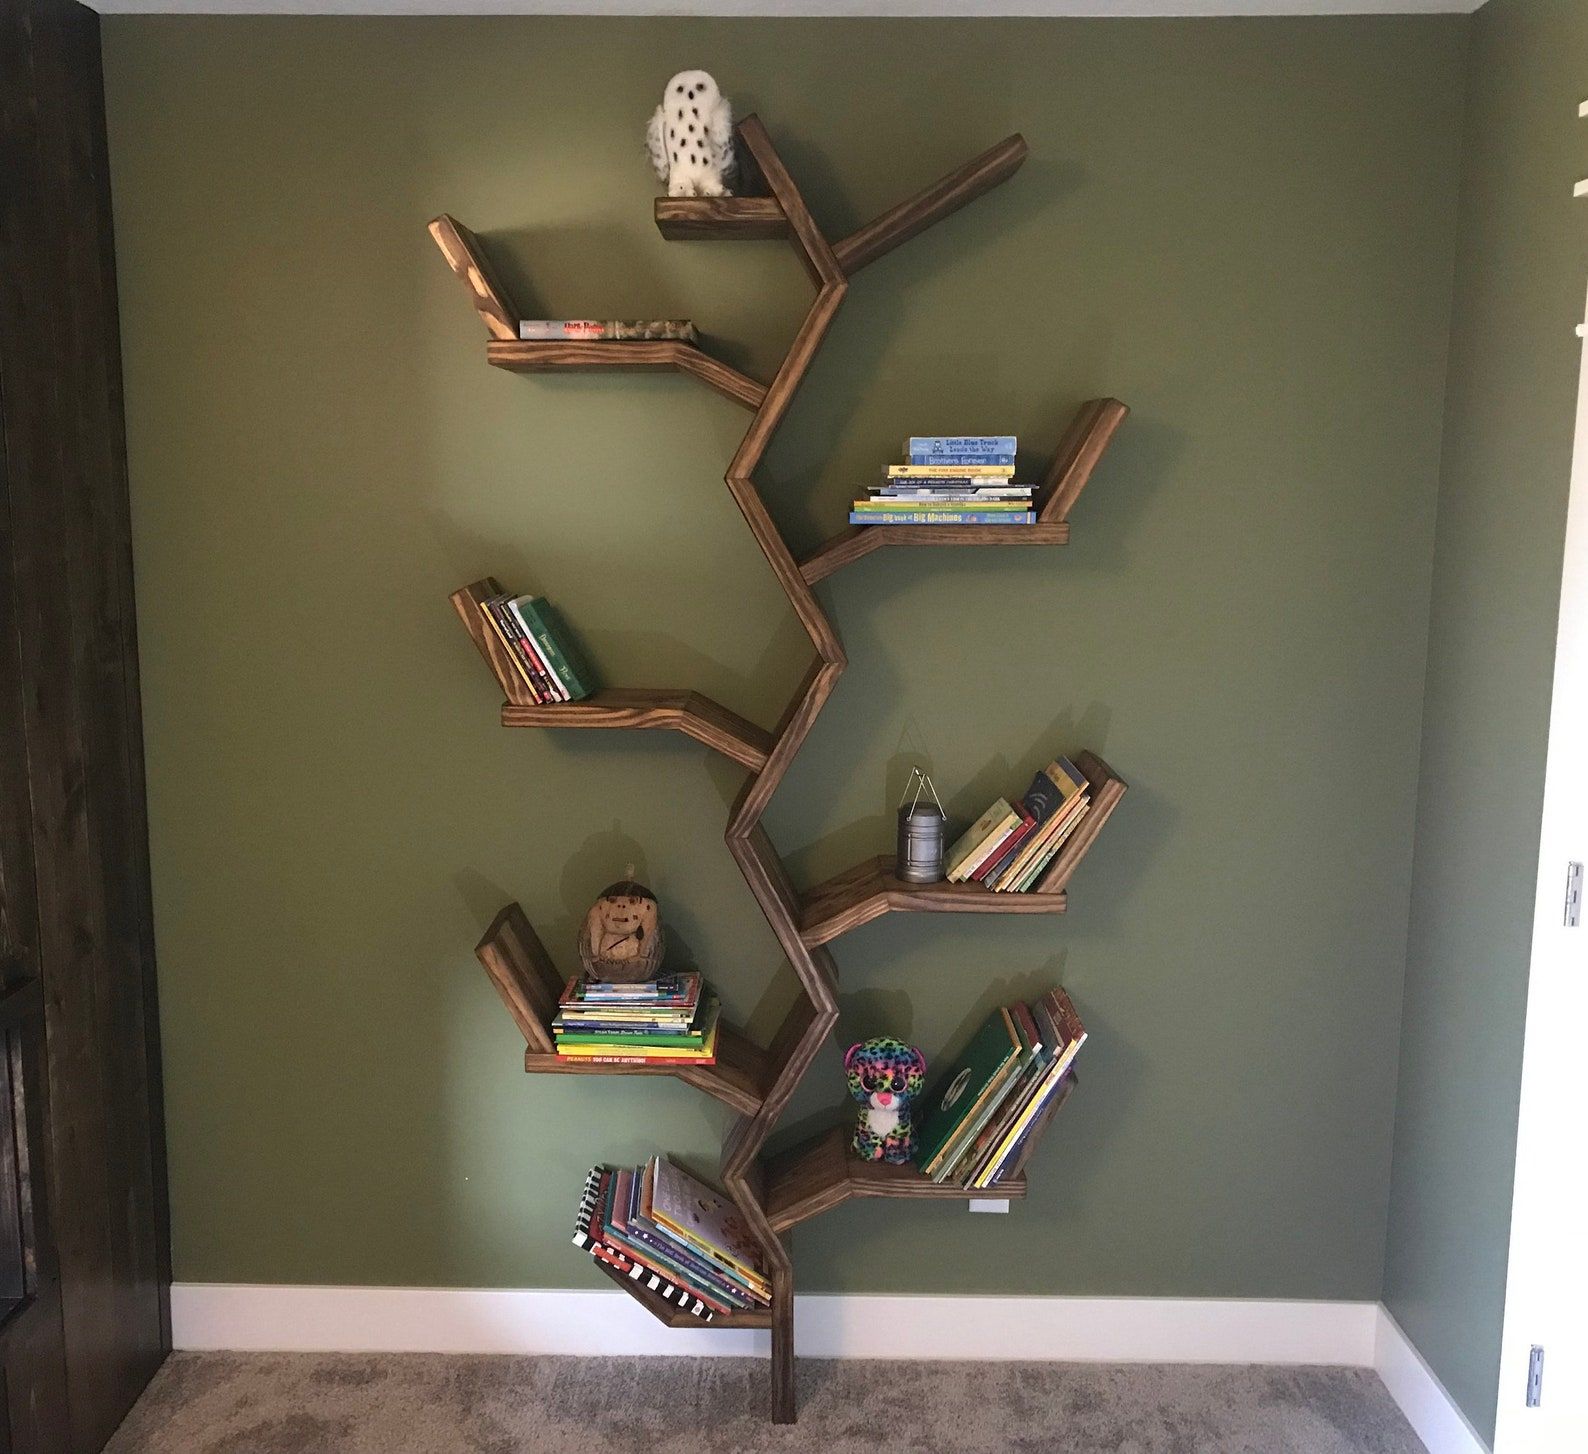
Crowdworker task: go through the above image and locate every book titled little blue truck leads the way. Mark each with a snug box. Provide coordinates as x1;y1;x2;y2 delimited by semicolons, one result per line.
850;436;1036;526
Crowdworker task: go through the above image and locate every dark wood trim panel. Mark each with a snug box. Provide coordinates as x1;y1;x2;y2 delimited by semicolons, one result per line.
0;1;171;1449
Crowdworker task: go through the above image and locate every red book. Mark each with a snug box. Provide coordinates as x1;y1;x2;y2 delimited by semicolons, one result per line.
973;806;1036;882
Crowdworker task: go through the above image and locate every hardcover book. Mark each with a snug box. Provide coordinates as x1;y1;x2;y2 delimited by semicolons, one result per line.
904;436;1016;464
916;1007;1024;1175
945;800;1018;881
507;596;596;701
646;1156;771;1294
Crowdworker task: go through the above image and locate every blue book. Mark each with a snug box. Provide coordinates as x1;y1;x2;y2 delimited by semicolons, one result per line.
850;510;1034;525
906;436;1016;466
907;454;1016;467
907;435;1016;454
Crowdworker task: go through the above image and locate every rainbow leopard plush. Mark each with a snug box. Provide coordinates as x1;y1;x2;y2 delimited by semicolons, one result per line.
844;1037;927;1164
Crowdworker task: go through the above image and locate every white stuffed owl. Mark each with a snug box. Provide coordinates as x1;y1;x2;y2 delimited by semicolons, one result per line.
646;70;735;198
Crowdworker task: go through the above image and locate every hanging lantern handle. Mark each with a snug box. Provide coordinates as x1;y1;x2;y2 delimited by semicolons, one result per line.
898;765;945;816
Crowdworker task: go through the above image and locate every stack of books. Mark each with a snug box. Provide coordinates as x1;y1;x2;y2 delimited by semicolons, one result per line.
849;435;1035;526
552;972;720;1067
915;988;1087;1188
943;756;1091;892
476;591;596;704
573;1155;773;1322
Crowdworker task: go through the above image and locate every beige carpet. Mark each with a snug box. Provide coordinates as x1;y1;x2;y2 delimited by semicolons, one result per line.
104;1353;1429;1453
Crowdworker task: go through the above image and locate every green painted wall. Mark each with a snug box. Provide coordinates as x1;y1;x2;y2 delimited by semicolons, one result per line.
1383;0;1588;1440
102;15;1465;1297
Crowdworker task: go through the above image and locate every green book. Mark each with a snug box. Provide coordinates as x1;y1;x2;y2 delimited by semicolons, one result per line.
508;595;597;701
915;1007;1024;1175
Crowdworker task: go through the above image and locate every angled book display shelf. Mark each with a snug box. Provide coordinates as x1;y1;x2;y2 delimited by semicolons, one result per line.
434;116;1129;1424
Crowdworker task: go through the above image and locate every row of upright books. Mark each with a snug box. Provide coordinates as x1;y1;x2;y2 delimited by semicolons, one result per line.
850;435;1035;527
553;972;719;1066
573;1156;772;1322
476;591;596;704
945;756;1092;892
916;987;1087;1188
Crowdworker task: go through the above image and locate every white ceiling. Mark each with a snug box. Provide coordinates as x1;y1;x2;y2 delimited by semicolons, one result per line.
87;1;1485;16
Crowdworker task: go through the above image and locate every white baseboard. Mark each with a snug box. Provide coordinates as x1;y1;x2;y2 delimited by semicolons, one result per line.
171;1285;1487;1452
172;1283;1377;1363
1373;1307;1492;1454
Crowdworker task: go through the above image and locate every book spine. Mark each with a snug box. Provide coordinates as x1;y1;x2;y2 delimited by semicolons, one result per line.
973;819;1035;883
849;511;1035;526
887;464;1016;478
504;599;568;700
515;599;596;700
905;435;1016;457
876;488;1035;498
518;320;698;342
587;1167;724;1317
477;599;542;701
621;1205;761;1306
489;599;560;702
556;1052;718;1066
857;497;1030;508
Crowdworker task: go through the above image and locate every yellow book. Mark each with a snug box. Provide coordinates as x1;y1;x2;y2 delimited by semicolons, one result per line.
994;796;1088;891
476;598;536;692
990;760;1090;889
946;800;1018;881
556;1016;721;1061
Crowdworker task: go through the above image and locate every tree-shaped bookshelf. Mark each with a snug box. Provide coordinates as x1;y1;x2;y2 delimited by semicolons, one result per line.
436;117;1128;1424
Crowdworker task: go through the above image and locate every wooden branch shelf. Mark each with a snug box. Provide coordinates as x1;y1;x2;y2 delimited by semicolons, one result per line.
486;340;767;412
799;398;1127;586
451;582;773;772
502;688;774;773
594;1258;775;1329
435;116;1132;1425
768;1115;1029;1234
655;196;790;240
799;750;1125;946
477;903;771;1118
800;522;1071;587
800;856;1067;948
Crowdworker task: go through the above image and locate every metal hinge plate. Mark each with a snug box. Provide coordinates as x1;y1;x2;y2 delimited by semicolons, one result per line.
1566;863;1583;928
1527;1345;1544;1408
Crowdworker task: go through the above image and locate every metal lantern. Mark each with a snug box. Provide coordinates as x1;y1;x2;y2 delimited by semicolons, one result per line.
896;768;946;884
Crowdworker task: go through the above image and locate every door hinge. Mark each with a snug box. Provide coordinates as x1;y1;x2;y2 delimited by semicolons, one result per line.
1566;863;1583;928
1526;1345;1544;1408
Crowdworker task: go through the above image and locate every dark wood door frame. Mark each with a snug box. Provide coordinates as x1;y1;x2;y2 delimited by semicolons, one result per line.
0;0;173;1449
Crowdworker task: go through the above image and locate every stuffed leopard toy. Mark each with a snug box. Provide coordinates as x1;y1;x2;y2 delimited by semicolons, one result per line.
844;1037;928;1165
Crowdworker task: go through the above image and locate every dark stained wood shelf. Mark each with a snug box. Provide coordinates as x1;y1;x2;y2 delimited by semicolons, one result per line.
502;688;774;773
800;522;1070;586
486;340;767;412
799;855;1067;948
523;1019;770;1119
655;196;790;240
799;750;1125;947
450;581;773;772
594;1258;775;1329
476;903;772;1119
799;398;1128;586
765;1122;1037;1234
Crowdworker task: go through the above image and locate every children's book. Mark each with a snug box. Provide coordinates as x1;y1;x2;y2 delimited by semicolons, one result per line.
646;1156;770;1295
946;800;1018;881
916;1007;1024;1176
